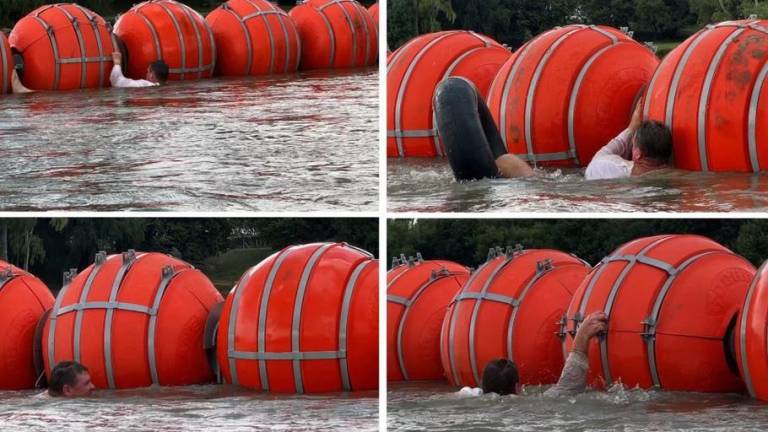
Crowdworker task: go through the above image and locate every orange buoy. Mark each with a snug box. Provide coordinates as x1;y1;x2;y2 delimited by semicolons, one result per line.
1;32;11;94
387;254;469;381
387;31;511;157
8;3;117;90
289;0;377;70
205;0;301;76
563;235;754;392
216;243;378;393
0;263;54;389
736;261;768;401
440;246;589;387
42;250;223;389
487;25;659;167
643;19;768;172
113;0;216;81
369;3;379;28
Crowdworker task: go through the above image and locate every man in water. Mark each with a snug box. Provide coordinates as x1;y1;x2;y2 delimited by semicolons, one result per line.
494;99;673;180
110;51;168;88
480;311;608;397
47;361;96;397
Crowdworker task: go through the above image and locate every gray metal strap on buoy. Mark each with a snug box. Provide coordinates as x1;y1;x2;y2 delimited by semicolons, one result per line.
73;251;107;363
319;0;359;68
1;35;9;94
739;260;767;398
176;2;206;79
70;4;107;88
47;267;78;373
0;266;17;291
155;2;187;79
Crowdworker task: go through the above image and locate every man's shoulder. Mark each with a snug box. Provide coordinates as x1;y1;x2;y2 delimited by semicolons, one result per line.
585;156;633;180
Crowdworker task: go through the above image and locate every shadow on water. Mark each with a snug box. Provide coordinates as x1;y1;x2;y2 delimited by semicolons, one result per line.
388;159;768;213
388;382;768;432
0;68;378;212
0;385;378;431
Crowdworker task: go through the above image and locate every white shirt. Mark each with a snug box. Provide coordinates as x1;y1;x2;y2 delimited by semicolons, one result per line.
585;128;635;180
110;65;158;88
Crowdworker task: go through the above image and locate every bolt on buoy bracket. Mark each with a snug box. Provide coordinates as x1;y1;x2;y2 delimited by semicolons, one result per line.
536;258;554;275
640;317;657;340
62;268;78;285
568;312;583;336
556;315;569;340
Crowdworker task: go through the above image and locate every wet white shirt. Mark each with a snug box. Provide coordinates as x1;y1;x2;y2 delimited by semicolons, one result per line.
110;65;158;88
585;129;634;180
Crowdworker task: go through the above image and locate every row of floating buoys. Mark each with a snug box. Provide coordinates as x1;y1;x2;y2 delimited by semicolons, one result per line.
4;0;379;91
644;18;768;172
387;235;768;403
0;242;378;394
388;19;768;173
386;30;511;157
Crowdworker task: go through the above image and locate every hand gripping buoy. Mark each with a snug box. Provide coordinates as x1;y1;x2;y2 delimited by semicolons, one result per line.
563;235;754;392
42;250;224;389
0;263;54;389
1;32;11;94
9;3;117;90
387;31;511;158
387;254;469;381
644;19;768;172
216;243;378;393
289;0;377;70
440;246;589;387
206;0;301;76
113;0;216;81
736;261;768;401
487;25;659;167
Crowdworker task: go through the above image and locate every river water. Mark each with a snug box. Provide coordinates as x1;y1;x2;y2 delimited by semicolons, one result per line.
388;159;768;213
0;68;378;212
388;382;768;431
0;385;378;431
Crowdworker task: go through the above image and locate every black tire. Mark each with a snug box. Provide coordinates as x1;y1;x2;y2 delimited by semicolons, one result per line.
434;77;506;181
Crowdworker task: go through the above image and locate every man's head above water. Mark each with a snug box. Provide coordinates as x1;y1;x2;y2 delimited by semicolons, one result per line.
48;361;95;397
481;358;519;395
631;120;673;166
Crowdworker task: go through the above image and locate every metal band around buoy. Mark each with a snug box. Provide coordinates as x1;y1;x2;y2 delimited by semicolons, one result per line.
748;61;768;172
497;38;537;150
596;236;673;385
73;251;107;363
221;5;253;75
176;3;206;79
697;26;746;171
393;32;460;156
389;269;462;380
1;35;8;94
644;251;720;388
155;2;188;80
224;255;264;387
47;267;78;372
463;251;528;385
446;258;493;385
524;26;585;166
739;261;766;398
71;4;107;88
146;264;182;385
319;0;359;67
52;4;88;88
338;259;370;390
135;9;163;64
567;30;618;165
31;15;62;89
0;267;17;291
662;26;712;134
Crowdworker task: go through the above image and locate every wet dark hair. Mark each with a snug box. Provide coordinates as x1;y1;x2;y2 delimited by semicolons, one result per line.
149;60;169;83
634;120;673;162
481;359;519;395
48;361;88;396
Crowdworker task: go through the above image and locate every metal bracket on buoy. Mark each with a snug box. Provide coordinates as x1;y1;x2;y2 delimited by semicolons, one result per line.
644;41;658;54
536;258;554;275
619;26;635;39
122;249;137;264
750;14;759;20
95;250;107;265
568;312;583;337
556;315;569;340
62;267;78;285
640;317;656;341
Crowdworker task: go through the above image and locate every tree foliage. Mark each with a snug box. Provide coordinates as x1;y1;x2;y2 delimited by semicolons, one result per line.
388;219;763;270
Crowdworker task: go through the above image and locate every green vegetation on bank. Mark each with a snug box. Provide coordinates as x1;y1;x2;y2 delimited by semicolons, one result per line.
0;0;377;29
388;0;768;50
388;219;768;270
1;218;378;293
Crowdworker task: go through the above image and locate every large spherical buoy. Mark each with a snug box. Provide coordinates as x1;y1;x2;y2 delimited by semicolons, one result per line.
205;0;301;76
487;25;659;167
113;0;216;81
42;250;224;389
289;0;377;70
564;235;754;392
216;243;378;393
387;31;511;158
1;32;12;94
369;3;379;29
0;263;54;389
9;3;117;90
387;254;469;382
644;19;768;172
736;261;768;401
441;246;589;387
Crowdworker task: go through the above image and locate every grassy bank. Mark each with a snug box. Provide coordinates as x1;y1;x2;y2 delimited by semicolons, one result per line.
199;247;274;292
